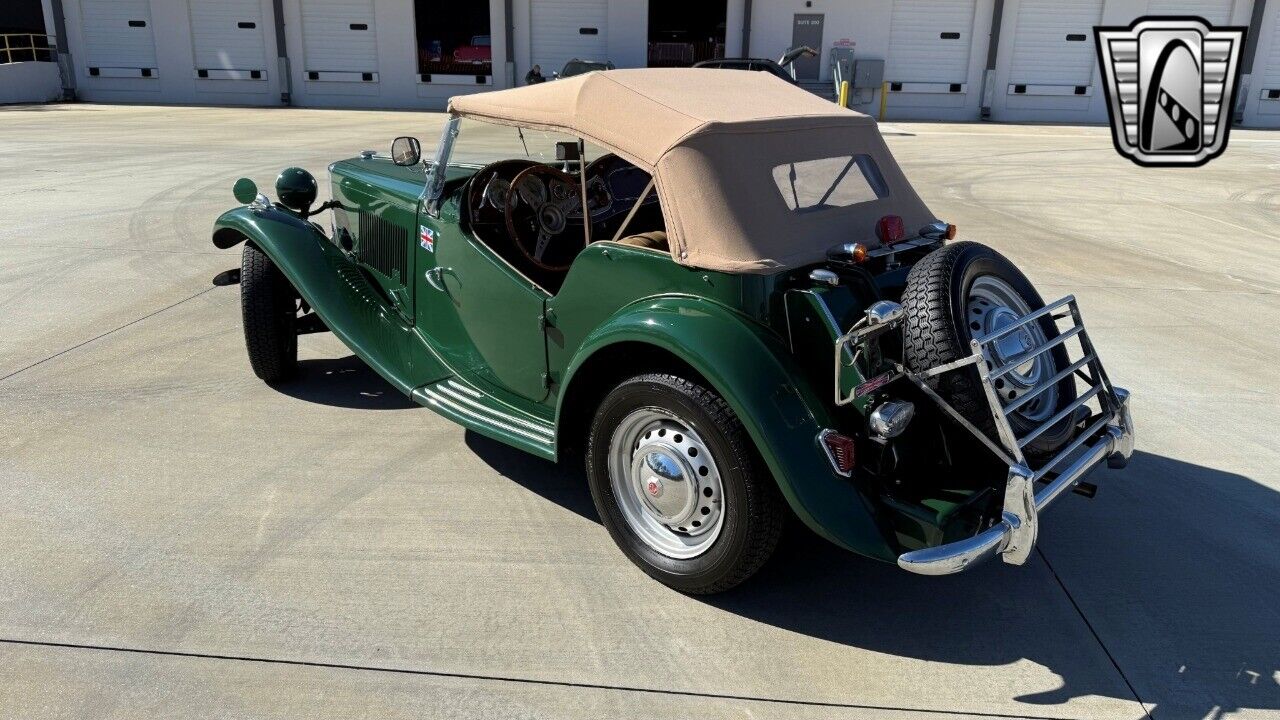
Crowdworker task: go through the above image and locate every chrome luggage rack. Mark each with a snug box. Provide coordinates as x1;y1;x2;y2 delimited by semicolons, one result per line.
835;296;1134;575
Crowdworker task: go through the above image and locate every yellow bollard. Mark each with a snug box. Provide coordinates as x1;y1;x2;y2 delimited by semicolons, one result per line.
879;81;889;121
838;80;849;108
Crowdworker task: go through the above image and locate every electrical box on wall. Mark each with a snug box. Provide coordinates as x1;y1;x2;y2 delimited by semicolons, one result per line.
853;59;884;89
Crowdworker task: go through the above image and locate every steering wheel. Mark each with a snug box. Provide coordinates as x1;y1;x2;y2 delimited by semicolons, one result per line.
466;159;539;227
504;164;585;272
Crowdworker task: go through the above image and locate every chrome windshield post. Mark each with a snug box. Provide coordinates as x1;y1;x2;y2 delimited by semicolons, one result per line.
422;116;460;217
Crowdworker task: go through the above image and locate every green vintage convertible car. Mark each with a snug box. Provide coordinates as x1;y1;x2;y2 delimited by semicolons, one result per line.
212;69;1133;593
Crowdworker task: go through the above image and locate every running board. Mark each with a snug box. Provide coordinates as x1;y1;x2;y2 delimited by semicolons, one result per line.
412;378;556;460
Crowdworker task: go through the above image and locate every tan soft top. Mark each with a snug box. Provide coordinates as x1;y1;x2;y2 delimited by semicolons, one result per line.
449;69;937;274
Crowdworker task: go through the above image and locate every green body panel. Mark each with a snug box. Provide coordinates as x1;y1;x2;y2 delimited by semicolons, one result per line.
415;193;550;404
553;287;895;561
212;205;448;394
546;242;762;382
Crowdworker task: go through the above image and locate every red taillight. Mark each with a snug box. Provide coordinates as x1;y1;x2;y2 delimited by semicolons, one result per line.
819;429;855;476
876;215;906;245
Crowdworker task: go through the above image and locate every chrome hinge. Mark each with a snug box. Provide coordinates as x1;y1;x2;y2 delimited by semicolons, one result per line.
541;372;552;389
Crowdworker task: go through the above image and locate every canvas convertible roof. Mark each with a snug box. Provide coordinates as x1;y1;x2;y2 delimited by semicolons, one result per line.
448;69;937;274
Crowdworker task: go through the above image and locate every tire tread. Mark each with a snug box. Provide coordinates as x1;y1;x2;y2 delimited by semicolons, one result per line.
240;244;297;383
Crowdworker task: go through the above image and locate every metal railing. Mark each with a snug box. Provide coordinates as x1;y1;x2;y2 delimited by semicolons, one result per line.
0;33;55;65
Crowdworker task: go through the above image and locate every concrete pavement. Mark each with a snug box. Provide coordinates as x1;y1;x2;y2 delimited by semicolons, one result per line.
1;104;1276;719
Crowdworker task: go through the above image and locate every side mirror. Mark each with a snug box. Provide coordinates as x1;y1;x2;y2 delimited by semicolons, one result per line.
391;136;421;166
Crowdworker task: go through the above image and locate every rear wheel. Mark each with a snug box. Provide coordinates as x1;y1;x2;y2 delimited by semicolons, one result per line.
586;373;784;594
240;243;298;383
901;242;1078;458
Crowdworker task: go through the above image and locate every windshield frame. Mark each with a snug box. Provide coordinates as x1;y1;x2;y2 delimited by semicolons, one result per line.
422;116;461;217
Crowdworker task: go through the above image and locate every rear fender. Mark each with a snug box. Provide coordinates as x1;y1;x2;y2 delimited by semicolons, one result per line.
212;206;445;394
558;296;895;561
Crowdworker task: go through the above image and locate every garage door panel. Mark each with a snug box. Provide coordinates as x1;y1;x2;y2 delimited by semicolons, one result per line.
302;0;378;74
1255;3;1280;114
1147;0;1236;25
190;0;267;75
80;0;157;71
532;0;608;73
1009;0;1104;87
888;0;977;84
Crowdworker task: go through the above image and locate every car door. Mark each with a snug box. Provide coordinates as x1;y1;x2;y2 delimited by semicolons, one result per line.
414;205;549;403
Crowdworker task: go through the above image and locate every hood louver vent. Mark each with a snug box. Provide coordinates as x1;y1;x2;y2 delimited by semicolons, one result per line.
357;213;408;285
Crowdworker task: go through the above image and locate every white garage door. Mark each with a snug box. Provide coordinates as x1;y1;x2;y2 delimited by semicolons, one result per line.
189;0;268;80
1147;0;1236;25
888;0;977;89
80;0;157;77
1255;5;1280;110
531;0;608;74
1008;0;1104;92
302;0;379;81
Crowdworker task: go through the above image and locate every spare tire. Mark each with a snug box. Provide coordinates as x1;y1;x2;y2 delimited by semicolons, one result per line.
901;242;1077;459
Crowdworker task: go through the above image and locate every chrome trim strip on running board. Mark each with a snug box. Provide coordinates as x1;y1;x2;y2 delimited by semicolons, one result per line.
434;382;554;438
415;387;554;447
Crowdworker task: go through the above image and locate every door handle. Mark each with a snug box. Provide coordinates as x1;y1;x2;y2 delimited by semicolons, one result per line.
424;266;449;292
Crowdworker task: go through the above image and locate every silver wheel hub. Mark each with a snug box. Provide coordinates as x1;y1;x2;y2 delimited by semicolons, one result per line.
967;275;1059;423
608;409;724;559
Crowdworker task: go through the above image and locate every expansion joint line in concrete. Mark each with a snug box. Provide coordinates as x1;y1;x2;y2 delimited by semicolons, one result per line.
0;637;1095;720
1036;546;1154;720
0;286;216;383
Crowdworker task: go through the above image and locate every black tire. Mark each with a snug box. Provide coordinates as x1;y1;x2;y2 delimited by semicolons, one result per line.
586;373;784;594
240;243;298;383
901;242;1077;458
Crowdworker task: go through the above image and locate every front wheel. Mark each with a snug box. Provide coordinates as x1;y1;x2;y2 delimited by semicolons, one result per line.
240;243;298;383
586;373;784;594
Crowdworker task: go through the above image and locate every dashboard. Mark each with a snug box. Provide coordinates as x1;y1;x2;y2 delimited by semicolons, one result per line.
464;154;657;238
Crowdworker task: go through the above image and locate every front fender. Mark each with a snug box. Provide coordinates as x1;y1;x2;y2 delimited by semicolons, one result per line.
212;206;444;394
558;296;895;562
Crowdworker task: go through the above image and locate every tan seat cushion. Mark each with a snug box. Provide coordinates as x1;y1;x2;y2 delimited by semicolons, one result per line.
616;231;669;251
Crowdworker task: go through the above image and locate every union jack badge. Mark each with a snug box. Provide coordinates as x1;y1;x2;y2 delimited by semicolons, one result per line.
1095;16;1246;167
419;225;435;252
